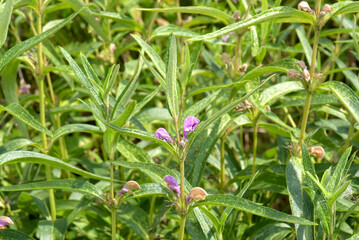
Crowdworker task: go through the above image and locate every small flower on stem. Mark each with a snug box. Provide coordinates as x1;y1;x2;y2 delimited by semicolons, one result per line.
163;175;180;196
298;1;313;14
183;116;200;139
320;4;333;16
118;180;141;195
186;187;208;202
308;146;325;159
0;216;13;229
155;128;173;143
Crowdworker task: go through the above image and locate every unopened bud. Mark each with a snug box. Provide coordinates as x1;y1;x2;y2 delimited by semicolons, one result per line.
238;63;248;73
322;4;333;13
265;105;271;112
303;69;311;82
232;11;241;22
109;43;116;54
298;1;313;14
188;187;208;201
308;146;325;159
287;69;302;80
296;60;307;69
221;53;231;69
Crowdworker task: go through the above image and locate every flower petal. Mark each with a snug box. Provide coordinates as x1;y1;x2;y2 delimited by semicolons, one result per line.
163;175;180;196
183;116;200;139
0;216;13;227
154;128;172;142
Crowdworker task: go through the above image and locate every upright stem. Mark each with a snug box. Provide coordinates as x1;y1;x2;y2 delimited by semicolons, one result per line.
37;0;56;222
179;159;186;240
298;21;321;150
148;196;157;240
110;161;117;240
220;137;226;194
252;121;258;175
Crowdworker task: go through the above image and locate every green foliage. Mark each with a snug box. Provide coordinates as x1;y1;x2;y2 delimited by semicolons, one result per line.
0;0;358;239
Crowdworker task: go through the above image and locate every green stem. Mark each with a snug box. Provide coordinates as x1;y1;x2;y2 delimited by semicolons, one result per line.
37;0;56;222
110;161;116;240
179;159;186;240
148;196;157;240
220;137;226;194
252;121;258;175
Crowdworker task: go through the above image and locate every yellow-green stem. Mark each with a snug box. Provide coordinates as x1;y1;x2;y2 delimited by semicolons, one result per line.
110;161;116;240
220;137;226;194
179;159;186;240
252;121;258;175
37;0;56;222
149;196;157;240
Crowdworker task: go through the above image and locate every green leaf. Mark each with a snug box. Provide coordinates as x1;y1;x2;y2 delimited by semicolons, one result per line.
92;11;144;32
0;9;82;72
322;81;359;124
0;151;112;181
60;47;105;113
103;64;120;106
1;59;29;137
117;204;149;239
80;52;103;89
260;81;303;106
0;103;52;137
52;124;102;143
326;147;352;193
189;7;315;41
132;34;166;78
0;138;41;154
123;183;166;201
138;6;233;24
192;195;316;225
250;222;293;240
0;179;104;201
60;0;109;41
187;80;249;98
0;229;32;240
166;34;179;120
117;136;153;163
183;89;222;119
323;2;359;24
0;0;13;48
295;24;313;66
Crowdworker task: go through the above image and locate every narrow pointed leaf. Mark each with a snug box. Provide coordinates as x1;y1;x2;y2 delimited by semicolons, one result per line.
0;0;13;48
166;34;179;119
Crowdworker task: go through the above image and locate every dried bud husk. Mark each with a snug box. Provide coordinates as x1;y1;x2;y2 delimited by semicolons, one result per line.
124;181;141;190
298;1;313;14
238;63;248;73
287;69;302;80
296;60;307;69
232;11;241;22
188;187;208;200
109;43;116;54
308;146;325;159
322;4;333;13
221;53;231;69
265;105;271;112
314;72;324;79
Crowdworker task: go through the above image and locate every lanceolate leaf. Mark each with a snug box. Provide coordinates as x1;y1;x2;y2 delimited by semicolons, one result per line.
0;179;105;201
166;34;179;120
323;1;359;24
0;9;82;72
0;0;13;48
192;195;316;225
260;81;303;106
0;103;52;137
0;151;111;181
139;6;233;24
52;124;102;143
322;81;359;124
0;229;32;240
189;7;315;41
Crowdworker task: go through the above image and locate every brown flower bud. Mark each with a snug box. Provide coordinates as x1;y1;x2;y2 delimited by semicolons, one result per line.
296;60;307;69
308;146;325;159
238;63;248;73
188;187;208;200
287;69;302;80
232;11;241;22
298;1;313;14
322;4;333;13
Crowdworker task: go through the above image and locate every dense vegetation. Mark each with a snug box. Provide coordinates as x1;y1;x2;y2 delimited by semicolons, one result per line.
0;0;359;239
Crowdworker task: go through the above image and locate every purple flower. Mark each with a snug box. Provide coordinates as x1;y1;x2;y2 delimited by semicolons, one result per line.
183;116;200;139
0;216;13;229
221;32;234;42
155;128;173;142
118;180;140;195
163;175;180;196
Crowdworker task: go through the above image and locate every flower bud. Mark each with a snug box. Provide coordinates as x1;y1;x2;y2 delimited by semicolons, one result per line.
163;175;180;196
232;11;241;22
155;128;173;143
303;69;311;82
308;146;325;159
296;60;307;69
0;216;14;229
188;187;208;201
238;63;248;73
287;69;302;80
109;43;116;54
118;180;141;195
183;116;200;139
298;1;313;14
322;4;333;13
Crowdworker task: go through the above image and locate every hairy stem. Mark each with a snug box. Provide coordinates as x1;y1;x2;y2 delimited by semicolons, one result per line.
110;160;117;240
220;137;226;194
252;121;258;175
37;0;56;222
179;158;186;240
